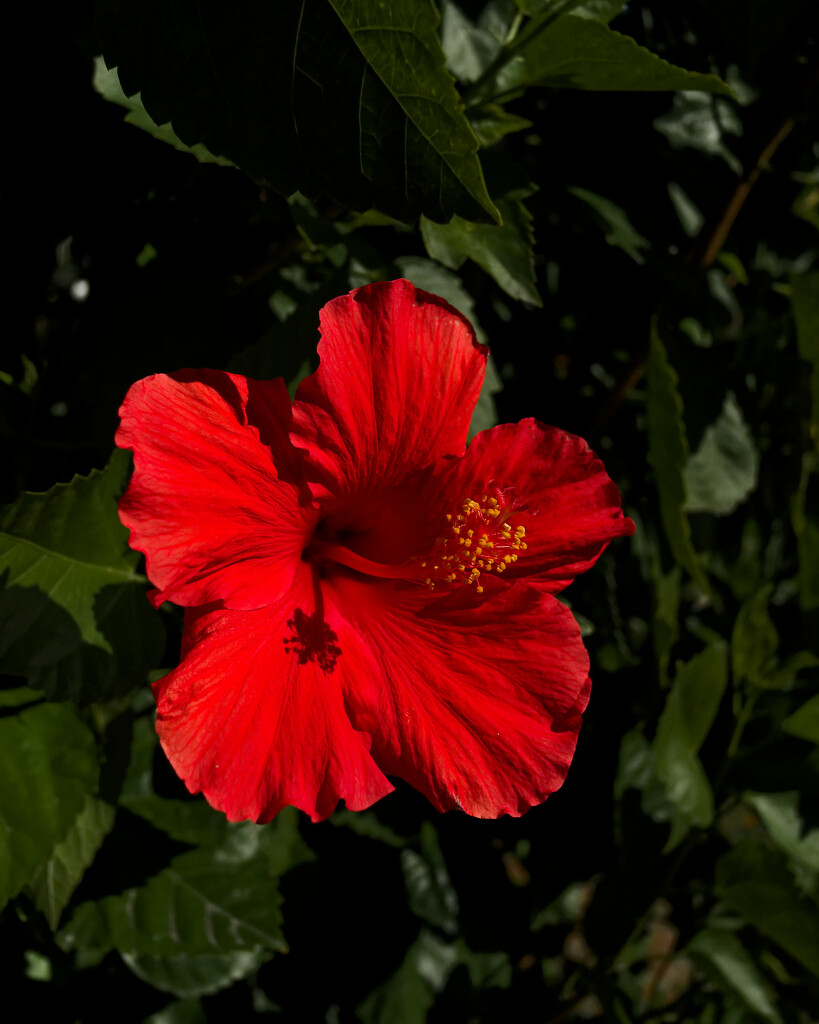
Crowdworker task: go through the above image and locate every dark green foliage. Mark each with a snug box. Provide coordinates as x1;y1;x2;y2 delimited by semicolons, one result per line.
7;0;819;1019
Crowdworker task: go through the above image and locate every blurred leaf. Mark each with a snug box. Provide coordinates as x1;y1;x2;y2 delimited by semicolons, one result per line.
401;822;459;934
96;0;498;224
393;256;486;341
732;586;778;688
792;272;819;451
453;940;512;989
441;0;502;82
797;518;819;612
745;791;819;892
716;842;819;977
569;186;650;264
480;15;732;99
28;796;115;931
421;197;541;306
466;104;532;147
0;450;164;703
571;0;627;21
654;93;743;173
646;327;711;594
357;929;457;1024
686;929;783;1024
124;949;268;999
654;645;728;830
0;697;99;910
784;694;819;744
654;564;681;685
683;392;759;515
142;999;207;1024
92;59;236;166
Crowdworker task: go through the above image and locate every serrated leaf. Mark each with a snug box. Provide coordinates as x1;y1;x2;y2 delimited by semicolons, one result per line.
92;59;236;166
421;197;540;305
0;697;99;910
29;796;115;931
480;15;732;99
686;929;783;1024
124;949;268;998
0;450;164;702
716;842;819;977
96;0;497;225
653;645;728;830
745;791;819;890
684;392;758;515
646;327;711;594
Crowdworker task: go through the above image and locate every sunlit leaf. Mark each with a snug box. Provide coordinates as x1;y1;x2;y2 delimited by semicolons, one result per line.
28;796;115;931
96;0;498;224
0;451;164;703
479;15;732;99
654;645;728;830
421;197;541;306
684;392;758;515
686;929;783;1024
401;823;459;934
92;59;235;166
745;791;819;893
357;929;457;1024
784;695;819;744
123;949;268;998
0;696;99;910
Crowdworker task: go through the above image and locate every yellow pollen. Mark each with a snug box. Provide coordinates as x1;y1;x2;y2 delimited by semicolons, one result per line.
415;489;529;594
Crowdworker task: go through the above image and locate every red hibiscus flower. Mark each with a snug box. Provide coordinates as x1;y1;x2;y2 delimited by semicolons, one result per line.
116;279;633;823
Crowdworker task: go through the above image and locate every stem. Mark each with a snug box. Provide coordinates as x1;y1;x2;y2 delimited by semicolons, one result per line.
726;691;757;761
463;0;587;107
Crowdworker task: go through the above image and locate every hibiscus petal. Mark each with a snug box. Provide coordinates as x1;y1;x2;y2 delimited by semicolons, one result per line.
154;572;393;823
291;279;487;506
116;370;314;610
328;573;591;818
438;419;634;592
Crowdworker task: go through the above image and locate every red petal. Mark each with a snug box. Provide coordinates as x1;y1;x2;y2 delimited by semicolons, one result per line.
329;574;591;818
154;569;393;823
291;280;486;507
439;419;634;592
116;370;314;609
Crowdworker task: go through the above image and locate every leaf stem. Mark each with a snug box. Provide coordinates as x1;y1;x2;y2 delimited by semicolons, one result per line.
462;0;587;107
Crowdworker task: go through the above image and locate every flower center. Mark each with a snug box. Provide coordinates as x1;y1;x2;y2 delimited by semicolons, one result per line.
305;488;527;594
417;492;527;594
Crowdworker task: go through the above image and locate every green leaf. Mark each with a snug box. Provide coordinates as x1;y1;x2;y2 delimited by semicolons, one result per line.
124;949;268;999
569;187;650;264
792;272;819;452
0;697;99;910
401;822;459;934
646;327;711;594
683;393;759;515
92;59;236;166
59;837;288;958
481;15;732;99
745;791;819;890
357;929;457;1024
653;645;728;830
0;450;164;702
441;0;502;83
142;999;207;1024
731;586;778;688
716;842;819;977
28;796;115;931
96;0;498;225
655;93;743;174
686;929;783;1024
421;197;541;305
466;104;533;147
784;694;819;744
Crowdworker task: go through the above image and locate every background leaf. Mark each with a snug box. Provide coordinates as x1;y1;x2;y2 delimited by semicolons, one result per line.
683;392;759;515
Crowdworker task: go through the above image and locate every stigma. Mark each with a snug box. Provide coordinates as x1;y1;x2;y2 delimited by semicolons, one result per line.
418;491;527;594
